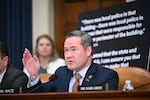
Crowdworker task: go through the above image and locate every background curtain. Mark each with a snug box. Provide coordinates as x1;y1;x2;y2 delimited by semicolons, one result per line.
0;0;32;70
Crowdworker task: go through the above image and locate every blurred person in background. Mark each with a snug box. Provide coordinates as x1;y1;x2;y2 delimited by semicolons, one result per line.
23;34;66;77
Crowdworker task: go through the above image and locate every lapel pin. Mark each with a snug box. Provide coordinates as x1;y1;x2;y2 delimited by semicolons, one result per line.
88;75;93;79
85;75;93;82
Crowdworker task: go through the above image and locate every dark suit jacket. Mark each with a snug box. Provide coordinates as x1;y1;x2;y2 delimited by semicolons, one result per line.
31;63;118;92
0;66;28;92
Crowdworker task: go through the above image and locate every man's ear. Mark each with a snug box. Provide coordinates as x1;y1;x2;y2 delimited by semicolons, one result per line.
3;56;8;66
86;46;92;57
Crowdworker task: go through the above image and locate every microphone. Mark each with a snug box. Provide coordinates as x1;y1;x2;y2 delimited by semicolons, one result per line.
26;74;56;93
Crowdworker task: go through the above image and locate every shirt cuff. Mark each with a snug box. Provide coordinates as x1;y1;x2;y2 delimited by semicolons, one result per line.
27;76;40;88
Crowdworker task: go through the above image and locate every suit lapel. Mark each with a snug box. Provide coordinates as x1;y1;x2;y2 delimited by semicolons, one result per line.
66;69;73;82
82;63;97;86
0;67;9;88
62;69;73;91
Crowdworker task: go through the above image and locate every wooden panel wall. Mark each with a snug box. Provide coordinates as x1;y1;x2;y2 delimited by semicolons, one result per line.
54;0;125;58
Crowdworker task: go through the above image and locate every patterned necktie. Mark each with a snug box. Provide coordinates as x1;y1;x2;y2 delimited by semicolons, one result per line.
72;73;82;92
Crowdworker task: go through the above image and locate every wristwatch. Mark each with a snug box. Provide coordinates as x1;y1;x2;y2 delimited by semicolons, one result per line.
30;75;38;81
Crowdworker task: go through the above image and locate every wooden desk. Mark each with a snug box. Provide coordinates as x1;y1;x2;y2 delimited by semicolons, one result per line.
0;90;150;100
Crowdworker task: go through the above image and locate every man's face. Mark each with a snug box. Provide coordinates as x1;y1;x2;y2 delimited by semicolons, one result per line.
0;54;8;73
64;36;91;72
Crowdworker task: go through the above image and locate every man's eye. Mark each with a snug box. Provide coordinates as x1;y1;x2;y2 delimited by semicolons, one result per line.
72;48;77;51
64;49;68;52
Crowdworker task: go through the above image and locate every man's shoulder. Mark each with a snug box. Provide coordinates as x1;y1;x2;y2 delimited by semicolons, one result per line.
90;63;118;79
6;66;27;77
55;66;68;72
7;66;22;72
91;63;116;73
55;66;73;76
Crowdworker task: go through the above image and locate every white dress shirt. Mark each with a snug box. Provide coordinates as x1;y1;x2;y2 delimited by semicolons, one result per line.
0;68;7;83
69;64;90;92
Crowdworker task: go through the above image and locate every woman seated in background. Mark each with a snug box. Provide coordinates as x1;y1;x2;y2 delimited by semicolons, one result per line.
24;34;66;77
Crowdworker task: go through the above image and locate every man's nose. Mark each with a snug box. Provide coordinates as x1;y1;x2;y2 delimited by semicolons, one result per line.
65;51;73;58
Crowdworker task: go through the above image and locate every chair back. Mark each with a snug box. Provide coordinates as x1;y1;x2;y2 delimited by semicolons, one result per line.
113;67;150;91
39;73;52;83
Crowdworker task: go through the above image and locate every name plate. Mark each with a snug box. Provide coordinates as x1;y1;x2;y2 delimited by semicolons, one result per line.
0;87;23;94
78;85;106;91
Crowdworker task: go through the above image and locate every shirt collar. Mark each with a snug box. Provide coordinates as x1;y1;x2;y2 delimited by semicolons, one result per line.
73;64;91;79
0;68;7;83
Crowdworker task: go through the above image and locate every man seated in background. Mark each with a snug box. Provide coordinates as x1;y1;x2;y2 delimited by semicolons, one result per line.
0;42;28;93
23;30;118;93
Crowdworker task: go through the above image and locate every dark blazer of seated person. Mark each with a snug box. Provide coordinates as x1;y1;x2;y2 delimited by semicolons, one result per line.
0;66;28;90
0;41;28;93
38;63;118;92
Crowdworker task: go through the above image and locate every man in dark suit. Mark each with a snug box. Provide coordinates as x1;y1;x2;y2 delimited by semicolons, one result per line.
0;42;28;93
23;30;118;92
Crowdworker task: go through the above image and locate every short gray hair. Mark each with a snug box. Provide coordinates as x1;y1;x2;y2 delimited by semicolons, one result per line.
64;30;93;50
